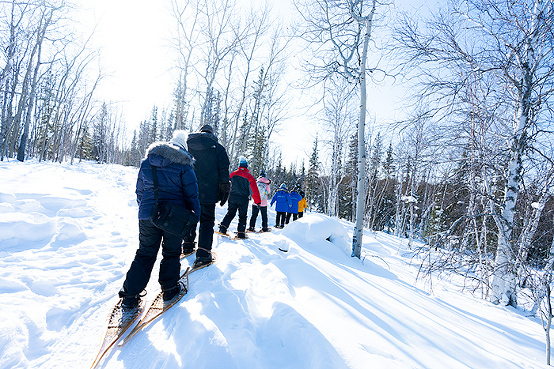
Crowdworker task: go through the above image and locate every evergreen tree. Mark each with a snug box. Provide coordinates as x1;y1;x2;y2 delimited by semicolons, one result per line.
78;124;93;162
367;132;383;229
248;123;266;177
149;106;159;143
171;79;187;131
137;119;151;158
306;136;322;211
272;154;285;189
160;108;173;141
129;130;143;167
343;132;359;221
375;142;397;232
92;103;109;164
383;142;395;179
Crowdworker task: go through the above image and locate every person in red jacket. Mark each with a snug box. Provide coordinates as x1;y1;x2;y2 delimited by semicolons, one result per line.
218;157;261;238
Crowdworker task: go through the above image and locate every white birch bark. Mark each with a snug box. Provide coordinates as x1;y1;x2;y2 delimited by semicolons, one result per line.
351;1;376;258
490;0;540;304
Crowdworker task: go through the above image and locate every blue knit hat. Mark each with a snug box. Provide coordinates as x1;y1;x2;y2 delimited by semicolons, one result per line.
260;170;266;177
279;183;287;190
239;156;248;168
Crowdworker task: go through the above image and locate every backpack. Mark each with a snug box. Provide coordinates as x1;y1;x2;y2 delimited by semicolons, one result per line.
257;181;267;201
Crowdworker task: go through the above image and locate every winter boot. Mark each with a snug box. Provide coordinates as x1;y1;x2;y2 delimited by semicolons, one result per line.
121;295;140;310
236;232;246;239
182;241;196;256
218;225;228;234
193;255;213;269
163;280;186;301
247;226;255;232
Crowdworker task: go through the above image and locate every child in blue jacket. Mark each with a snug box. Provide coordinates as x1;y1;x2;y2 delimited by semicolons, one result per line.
286;188;303;223
270;183;291;228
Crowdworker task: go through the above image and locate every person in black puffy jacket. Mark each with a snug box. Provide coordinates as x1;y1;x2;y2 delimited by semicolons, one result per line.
119;131;200;309
185;124;230;268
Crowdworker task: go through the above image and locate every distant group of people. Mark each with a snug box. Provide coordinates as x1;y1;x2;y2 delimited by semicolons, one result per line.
117;125;307;310
217;158;308;236
270;183;307;228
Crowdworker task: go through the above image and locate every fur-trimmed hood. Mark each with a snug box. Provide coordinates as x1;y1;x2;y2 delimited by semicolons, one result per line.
145;141;195;167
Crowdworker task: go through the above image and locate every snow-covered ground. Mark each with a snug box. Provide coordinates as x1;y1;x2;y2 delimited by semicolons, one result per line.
0;160;547;368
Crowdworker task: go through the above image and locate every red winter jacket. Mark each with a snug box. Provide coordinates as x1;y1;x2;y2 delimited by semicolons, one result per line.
228;167;261;204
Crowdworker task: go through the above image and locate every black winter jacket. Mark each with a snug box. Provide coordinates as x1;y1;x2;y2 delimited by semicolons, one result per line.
187;132;230;204
136;142;200;220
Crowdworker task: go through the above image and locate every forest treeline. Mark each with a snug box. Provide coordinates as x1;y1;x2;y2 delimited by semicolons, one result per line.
3;0;554;338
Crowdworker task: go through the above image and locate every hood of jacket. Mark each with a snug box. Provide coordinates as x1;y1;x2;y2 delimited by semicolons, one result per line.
258;176;270;184
187;132;219;151
145;142;195;167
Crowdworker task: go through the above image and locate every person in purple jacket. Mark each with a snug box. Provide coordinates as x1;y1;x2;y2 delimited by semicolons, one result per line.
118;131;200;309
270;183;291;229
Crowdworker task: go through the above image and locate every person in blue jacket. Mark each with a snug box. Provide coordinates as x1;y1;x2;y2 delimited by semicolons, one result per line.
119;130;200;309
286;186;303;224
270;183;291;229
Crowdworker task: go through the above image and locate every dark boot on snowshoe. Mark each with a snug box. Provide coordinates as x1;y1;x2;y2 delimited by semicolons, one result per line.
163;281;186;301
182;241;196;255
121;296;140;310
193;255;213;269
236;232;246;239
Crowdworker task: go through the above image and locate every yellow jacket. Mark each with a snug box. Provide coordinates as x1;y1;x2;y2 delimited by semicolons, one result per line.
298;197;307;213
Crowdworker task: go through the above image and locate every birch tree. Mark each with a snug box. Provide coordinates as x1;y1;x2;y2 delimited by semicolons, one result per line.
295;0;379;258
394;0;554;306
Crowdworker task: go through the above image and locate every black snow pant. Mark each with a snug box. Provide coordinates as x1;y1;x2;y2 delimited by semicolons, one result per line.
276;211;287;228
249;205;268;229
285;212;298;224
184;203;216;258
221;197;249;233
298;211;304;218
121;220;181;297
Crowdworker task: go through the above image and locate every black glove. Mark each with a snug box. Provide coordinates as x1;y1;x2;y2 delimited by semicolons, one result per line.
218;181;231;206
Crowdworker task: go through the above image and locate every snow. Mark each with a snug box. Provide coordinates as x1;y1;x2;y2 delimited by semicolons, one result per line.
0;160;547;369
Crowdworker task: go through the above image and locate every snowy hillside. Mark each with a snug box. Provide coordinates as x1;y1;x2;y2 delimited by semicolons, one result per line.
0;160;547;368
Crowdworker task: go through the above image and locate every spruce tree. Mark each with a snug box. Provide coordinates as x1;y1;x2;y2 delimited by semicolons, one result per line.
306;136;321;211
149;106;159;143
383;142;395;179
344;132;359;221
78;125;94;162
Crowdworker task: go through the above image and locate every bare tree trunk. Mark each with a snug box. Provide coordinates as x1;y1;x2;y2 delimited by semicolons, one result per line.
352;5;376;258
18;9;51;162
546;283;552;366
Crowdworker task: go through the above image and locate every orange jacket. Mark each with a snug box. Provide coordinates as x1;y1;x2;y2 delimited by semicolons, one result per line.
298;197;307;212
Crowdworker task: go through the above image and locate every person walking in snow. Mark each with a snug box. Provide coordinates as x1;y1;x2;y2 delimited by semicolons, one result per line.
298;190;307;218
184;124;231;269
119;131;200;309
219;157;261;239
285;186;303;224
248;170;271;232
270;183;290;229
